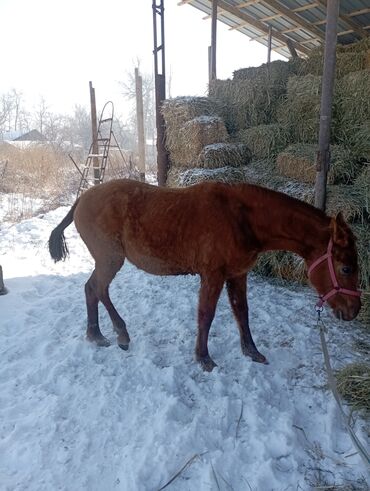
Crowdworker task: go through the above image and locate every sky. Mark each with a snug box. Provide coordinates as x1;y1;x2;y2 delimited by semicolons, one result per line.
0;0;285;121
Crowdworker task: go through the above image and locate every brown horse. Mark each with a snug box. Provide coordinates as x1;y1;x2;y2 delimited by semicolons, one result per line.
49;179;361;371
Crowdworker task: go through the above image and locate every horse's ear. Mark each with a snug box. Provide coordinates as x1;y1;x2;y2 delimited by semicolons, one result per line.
330;212;349;247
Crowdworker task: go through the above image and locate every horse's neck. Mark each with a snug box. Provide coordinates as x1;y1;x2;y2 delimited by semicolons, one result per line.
241;187;331;262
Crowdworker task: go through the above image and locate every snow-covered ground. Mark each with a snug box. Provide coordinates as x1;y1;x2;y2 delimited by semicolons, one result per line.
0;206;369;491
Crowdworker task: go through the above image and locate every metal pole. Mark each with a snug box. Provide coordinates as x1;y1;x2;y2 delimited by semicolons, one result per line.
210;0;217;80
314;0;340;210
89;81;100;185
152;0;169;186
135;68;146;182
267;26;272;64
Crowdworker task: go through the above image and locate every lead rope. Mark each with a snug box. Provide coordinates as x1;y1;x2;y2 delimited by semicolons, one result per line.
316;308;370;469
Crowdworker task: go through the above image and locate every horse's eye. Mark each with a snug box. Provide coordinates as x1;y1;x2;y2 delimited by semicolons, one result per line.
341;266;352;275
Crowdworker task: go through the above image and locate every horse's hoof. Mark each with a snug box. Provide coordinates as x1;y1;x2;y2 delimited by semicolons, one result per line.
118;343;129;351
197;355;217;372
87;336;111;347
242;346;268;364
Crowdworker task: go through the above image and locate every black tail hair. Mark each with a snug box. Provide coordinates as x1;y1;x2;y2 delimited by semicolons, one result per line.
48;199;79;262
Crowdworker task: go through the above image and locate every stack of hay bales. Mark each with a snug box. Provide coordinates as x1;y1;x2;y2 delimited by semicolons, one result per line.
162;96;252;187
208;60;297;134
298;39;370;78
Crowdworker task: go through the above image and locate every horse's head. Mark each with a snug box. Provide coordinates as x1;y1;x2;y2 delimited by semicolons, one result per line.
308;212;361;321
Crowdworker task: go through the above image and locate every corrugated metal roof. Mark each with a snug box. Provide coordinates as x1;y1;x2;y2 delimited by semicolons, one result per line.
179;0;370;58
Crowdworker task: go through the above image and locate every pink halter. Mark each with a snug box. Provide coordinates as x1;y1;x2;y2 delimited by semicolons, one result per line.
308;238;361;308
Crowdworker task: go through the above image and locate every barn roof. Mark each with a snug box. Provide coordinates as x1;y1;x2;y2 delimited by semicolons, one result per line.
179;0;370;58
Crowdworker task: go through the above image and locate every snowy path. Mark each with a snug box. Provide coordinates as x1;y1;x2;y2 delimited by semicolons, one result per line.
0;207;369;490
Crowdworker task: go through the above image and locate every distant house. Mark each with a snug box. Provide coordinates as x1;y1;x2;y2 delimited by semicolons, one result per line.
2;129;47;148
13;129;46;142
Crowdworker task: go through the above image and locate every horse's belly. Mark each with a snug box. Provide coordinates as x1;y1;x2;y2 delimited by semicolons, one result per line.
126;249;190;276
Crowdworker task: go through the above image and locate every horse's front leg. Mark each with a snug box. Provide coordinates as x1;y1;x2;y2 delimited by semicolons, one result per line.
226;274;267;364
196;273;224;372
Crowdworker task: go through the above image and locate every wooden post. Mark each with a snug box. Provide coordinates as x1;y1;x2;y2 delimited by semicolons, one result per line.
208;46;212;84
153;0;169;186
135;68;146;182
286;38;298;59
267;26;272;64
89;81;100;185
210;0;217;81
0;265;7;295
314;0;339;210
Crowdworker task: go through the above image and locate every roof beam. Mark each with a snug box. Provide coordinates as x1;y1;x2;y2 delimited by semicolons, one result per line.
293;3;319;13
202;1;261;21
316;0;368;38
347;7;370;18
216;0;310;55
261;0;325;40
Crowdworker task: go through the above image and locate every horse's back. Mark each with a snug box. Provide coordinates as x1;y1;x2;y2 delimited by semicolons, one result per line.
72;179;259;276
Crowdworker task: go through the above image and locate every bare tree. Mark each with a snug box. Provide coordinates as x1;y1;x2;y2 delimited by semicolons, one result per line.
33;96;49;135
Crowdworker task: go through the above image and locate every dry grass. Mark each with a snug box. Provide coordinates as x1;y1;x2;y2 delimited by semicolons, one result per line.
336;363;370;413
237;124;289;160
0;144;76;200
276;144;360;185
0;144;77;221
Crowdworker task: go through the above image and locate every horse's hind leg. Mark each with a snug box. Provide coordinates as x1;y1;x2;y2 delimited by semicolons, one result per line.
85;271;110;347
94;257;130;350
226;275;267;364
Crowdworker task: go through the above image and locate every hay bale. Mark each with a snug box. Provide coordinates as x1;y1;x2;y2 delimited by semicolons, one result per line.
198;143;251;168
276;144;360;185
233;59;299;86
301;49;370;77
209;76;282;134
358;293;370;327
354;164;370;213
178;166;248;187
166;166;183;188
336;363;370;413
352;223;370;292
326;185;366;222
161;96;220;165
176;116;229;168
337;70;370;128
237;124;290;159
239;159;316;204
277;75;323;143
340;122;370;161
253;251;307;285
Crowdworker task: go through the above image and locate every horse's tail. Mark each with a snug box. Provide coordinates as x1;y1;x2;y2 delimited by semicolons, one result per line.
48;199;80;262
